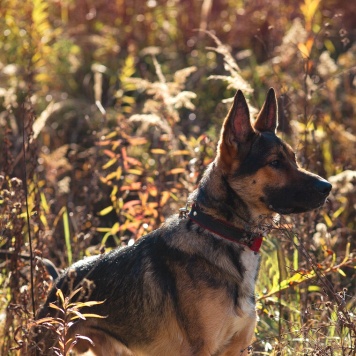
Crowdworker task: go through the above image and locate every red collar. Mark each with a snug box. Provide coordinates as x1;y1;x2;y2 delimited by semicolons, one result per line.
187;204;263;253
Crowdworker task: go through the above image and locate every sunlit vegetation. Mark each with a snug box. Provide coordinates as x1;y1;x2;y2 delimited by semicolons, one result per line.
0;0;355;354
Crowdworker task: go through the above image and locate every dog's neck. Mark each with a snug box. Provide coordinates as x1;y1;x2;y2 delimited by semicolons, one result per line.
187;203;264;252
189;162;275;235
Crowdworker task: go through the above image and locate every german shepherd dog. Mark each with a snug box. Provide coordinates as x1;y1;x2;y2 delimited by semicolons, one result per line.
35;89;332;355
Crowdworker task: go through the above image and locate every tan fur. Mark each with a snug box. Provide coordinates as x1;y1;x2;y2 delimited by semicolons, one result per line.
72;325;134;356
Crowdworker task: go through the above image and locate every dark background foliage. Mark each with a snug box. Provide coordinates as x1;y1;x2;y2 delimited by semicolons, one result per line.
0;0;355;354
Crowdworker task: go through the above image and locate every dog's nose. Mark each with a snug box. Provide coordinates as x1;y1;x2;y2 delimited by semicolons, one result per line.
315;179;332;195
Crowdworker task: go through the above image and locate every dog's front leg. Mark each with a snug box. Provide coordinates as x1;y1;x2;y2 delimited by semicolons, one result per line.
221;318;256;356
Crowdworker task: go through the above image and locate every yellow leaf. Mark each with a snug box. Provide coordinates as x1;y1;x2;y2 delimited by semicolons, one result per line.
308;285;321;292
40;192;50;214
308;0;320;22
123;106;133;113
127;169;143;175
101;231;113;246
324;39;335;54
102;157;117;169
48;303;63;313
337;268;346;277
69;300;105;308
297;43;310;59
172;150;190;156
344;242;351;259
55;289;65;306
166;168;185;175
40;214;48;228
122;96;135;104
148;186;158;197
81;313;107;319
105;171;118;181
128;137;147;145
160;191;171;207
99;176;108;184
71;313;107;320
300;0;320;30
96;227;111;232
104;167;122;181
98;206;114;216
117;166;122;179
104;131;118;139
34;317;62;325
322;212;333;227
306;37;314;53
332;206;345;219
110;185;118;198
151;148;167;155
110;222;120;234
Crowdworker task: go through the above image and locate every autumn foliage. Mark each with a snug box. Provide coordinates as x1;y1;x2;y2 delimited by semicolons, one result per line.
0;0;355;354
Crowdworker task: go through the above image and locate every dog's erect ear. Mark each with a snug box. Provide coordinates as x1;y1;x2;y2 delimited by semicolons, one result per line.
254;88;278;133
217;90;255;170
221;90;254;146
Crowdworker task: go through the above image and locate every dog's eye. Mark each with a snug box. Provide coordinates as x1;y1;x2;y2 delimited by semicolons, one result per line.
269;160;281;168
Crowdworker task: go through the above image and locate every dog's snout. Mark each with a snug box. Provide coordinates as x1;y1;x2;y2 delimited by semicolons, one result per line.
314;179;332;195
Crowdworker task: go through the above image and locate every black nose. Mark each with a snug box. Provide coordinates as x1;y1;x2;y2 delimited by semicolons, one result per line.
314;179;332;195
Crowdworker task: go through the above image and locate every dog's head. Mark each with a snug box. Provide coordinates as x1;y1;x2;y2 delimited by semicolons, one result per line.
216;89;331;219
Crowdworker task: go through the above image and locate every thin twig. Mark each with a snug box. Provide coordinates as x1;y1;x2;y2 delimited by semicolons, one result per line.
21;101;36;316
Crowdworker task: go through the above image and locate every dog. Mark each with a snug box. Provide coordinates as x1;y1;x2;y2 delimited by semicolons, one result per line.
35;88;332;355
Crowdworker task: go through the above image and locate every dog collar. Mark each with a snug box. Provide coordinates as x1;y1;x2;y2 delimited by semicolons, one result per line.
187;204;263;252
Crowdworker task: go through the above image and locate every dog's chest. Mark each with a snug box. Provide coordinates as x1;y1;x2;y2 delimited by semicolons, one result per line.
230;248;261;320
197;249;261;354
222;250;261;348
239;249;261;299
219;245;261;301
214;247;261;323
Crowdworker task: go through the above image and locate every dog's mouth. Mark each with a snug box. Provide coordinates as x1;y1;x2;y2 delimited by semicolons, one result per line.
265;184;331;215
270;199;328;215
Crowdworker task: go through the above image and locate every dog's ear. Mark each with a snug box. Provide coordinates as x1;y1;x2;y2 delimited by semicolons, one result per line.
217;90;255;170
254;88;278;133
221;90;254;146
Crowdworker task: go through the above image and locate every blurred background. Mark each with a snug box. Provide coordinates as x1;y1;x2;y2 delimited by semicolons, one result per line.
0;0;355;354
